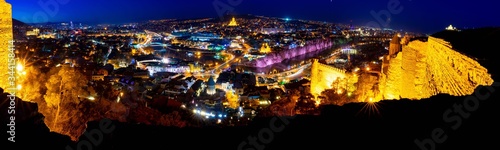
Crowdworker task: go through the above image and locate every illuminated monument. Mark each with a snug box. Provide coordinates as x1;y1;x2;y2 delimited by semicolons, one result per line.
0;0;13;89
260;43;271;53
379;36;494;100
228;17;238;26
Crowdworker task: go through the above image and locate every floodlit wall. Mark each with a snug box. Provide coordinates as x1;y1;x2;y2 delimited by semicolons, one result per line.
310;59;347;97
0;0;13;89
380;37;494;100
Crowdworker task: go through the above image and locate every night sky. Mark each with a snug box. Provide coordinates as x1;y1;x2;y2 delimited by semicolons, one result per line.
7;0;500;34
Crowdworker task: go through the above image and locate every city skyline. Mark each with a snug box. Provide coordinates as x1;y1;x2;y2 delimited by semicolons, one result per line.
8;0;500;34
3;1;500;149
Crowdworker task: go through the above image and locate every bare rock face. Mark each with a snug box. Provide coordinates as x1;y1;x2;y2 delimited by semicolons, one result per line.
380;37;494;100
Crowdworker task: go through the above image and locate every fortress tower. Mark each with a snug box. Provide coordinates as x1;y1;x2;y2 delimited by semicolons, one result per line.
381;34;401;75
389;34;401;57
0;0;13;89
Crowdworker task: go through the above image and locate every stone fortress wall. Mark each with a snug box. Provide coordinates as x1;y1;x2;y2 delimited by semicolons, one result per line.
0;0;13;89
379;36;494;100
310;59;347;97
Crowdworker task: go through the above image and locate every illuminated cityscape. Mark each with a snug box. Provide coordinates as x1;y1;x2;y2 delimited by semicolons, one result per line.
2;0;500;149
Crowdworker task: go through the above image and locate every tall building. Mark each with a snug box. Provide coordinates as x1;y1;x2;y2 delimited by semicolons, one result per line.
206;76;216;95
228;17;238;27
0;0;13;90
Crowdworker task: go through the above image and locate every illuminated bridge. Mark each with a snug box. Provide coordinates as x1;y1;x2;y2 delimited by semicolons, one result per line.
137;30;163;47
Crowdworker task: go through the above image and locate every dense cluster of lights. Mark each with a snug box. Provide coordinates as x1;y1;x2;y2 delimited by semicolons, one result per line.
192;109;227;119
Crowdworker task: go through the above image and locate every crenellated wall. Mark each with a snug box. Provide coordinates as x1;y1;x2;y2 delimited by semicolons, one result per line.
380;36;494;100
310;59;347;98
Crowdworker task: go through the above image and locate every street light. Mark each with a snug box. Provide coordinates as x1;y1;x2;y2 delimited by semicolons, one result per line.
88;96;95;101
162;58;169;63
16;63;24;72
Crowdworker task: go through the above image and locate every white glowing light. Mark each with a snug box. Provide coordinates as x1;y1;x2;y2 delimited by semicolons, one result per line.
162;58;169;63
16;64;24;71
88;96;95;101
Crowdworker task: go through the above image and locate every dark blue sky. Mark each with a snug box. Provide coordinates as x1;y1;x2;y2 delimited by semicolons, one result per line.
7;0;500;34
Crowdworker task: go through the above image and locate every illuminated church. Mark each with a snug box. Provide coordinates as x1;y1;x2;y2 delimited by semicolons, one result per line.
445;25;459;31
228;17;238;26
206;76;216;95
260;43;271;53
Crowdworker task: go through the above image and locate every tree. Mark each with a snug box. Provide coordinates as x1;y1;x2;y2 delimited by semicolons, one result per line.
158;111;187;127
331;77;342;90
269;90;277;102
44;65;95;131
17;66;46;103
354;73;378;102
258;89;299;117
143;47;155;55
225;91;239;109
321;89;349;106
346;74;359;94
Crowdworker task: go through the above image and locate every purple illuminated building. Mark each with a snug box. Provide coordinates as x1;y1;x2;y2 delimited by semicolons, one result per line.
251;39;334;68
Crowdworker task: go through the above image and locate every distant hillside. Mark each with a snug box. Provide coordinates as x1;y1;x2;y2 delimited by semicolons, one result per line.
13;18;28;27
432;27;500;81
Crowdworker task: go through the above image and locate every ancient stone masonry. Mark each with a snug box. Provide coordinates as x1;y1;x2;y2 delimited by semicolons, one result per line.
310;59;347;98
380;36;494;100
0;0;13;89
